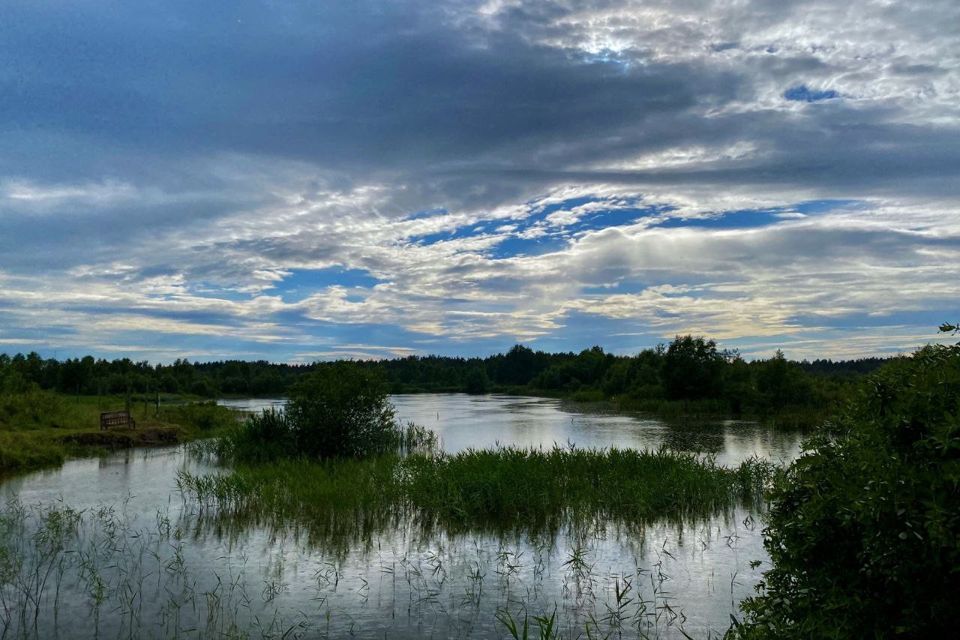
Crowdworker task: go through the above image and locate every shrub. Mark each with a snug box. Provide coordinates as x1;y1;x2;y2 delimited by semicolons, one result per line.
223;364;424;462
220;409;296;463
732;342;960;638
464;367;490;394
287;364;399;458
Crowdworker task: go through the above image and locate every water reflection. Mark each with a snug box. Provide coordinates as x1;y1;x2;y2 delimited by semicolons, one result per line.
219;394;802;467
0;394;803;639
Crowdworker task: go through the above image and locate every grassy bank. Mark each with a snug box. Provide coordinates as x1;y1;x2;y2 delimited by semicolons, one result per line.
0;390;238;476
178;446;773;546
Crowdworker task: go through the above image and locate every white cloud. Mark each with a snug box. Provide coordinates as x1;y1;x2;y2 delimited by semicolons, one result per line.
0;0;957;360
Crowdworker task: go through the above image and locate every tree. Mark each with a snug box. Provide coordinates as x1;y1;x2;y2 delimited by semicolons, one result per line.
464;366;490;394
287;364;398;458
722;355;755;414
497;345;541;386
755;350;811;410
661;335;726;400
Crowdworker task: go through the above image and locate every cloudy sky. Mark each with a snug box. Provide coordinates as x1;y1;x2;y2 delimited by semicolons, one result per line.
1;0;958;362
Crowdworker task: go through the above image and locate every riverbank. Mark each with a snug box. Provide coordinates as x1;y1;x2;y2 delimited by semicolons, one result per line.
0;392;238;476
3;388;813;479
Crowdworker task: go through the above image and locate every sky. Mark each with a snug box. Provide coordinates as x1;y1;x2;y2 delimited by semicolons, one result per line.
1;0;958;363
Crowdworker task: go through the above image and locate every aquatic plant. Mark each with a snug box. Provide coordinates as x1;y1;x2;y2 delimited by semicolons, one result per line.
0;500;318;639
178;446;773;547
1;493;758;639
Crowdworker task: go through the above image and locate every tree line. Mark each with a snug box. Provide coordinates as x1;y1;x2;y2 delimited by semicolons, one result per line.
0;337;892;418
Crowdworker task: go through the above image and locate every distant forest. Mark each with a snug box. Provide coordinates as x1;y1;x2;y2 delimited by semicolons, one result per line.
0;337;895;420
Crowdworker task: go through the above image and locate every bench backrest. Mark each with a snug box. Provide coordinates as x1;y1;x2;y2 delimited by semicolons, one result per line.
100;411;136;429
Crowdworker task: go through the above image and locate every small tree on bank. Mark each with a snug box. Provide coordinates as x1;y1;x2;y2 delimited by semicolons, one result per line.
224;364;404;461
662;335;727;400
287;364;398;458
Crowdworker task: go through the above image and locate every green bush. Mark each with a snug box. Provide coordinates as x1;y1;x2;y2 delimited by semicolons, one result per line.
464;366;490;394
220;409;296;463
288;364;398;458
732;343;960;638
223;364;425;462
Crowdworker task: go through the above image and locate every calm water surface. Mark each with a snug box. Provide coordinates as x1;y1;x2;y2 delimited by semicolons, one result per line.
1;394;803;639
226;394;801;467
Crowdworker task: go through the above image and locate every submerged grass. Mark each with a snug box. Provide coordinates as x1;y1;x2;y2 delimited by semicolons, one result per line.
0;501;312;639
0;496;753;640
178;445;773;546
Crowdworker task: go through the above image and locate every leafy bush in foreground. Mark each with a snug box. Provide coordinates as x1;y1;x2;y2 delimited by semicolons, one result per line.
732;342;960;638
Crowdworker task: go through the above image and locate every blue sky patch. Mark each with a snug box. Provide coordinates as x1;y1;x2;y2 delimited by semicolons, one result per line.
486;197;667;258
408;221;492;245
567;206;666;232
271;267;382;302
789;309;952;330
657;208;785;229
531;311;666;356
581;280;651;295
784;85;839;102
488;233;570;259
657;200;858;229
407;197;666;259
188;283;254;302
792;199;860;214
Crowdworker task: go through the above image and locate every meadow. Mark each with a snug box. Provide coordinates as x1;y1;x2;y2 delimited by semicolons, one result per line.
0;390;238;476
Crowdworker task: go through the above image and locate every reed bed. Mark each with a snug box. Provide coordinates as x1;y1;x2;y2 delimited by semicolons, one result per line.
178;446;773;546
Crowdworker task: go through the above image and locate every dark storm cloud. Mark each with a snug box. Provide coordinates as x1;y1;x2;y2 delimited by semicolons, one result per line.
1;1;709;171
3;0;957;210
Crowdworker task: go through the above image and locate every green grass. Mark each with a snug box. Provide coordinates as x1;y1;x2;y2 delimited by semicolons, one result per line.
404;446;771;532
178;446;773;547
0;431;67;474
0;390;240;476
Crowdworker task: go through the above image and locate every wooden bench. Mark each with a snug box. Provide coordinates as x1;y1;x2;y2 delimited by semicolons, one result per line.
100;411;136;431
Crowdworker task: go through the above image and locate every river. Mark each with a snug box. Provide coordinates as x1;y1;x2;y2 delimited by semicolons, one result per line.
0;394;802;639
